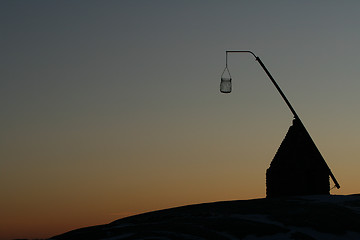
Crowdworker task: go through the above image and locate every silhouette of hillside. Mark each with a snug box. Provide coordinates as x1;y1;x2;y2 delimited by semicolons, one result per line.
50;194;360;240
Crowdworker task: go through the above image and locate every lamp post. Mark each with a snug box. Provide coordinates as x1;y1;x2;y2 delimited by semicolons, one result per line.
221;50;340;189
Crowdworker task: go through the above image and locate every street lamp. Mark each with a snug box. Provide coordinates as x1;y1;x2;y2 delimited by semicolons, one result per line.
221;50;340;190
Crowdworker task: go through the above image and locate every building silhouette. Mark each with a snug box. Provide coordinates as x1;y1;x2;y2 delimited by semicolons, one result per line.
266;118;330;197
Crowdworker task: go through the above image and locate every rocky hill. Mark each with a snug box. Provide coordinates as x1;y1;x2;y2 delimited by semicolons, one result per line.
50;194;360;240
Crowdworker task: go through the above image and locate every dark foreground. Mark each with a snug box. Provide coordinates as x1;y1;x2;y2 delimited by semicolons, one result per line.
50;194;360;240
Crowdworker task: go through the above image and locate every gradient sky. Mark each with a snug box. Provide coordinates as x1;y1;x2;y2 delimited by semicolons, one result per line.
1;1;360;239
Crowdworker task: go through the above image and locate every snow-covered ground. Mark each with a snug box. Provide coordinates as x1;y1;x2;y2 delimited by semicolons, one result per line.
50;194;360;240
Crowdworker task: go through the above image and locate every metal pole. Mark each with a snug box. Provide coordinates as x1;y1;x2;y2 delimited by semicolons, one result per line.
255;57;299;119
225;50;340;189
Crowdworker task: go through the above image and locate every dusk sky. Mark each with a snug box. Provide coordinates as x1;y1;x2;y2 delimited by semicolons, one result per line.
1;1;360;239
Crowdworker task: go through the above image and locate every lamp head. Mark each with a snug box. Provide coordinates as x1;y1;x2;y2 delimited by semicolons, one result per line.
220;77;232;93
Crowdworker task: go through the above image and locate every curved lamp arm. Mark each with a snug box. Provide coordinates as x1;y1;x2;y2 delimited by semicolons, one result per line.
223;50;340;189
226;51;299;119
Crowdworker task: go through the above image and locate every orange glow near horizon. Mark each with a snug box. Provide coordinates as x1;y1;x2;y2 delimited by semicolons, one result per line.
2;1;360;239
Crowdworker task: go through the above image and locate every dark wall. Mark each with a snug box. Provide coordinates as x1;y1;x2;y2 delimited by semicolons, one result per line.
266;119;330;197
